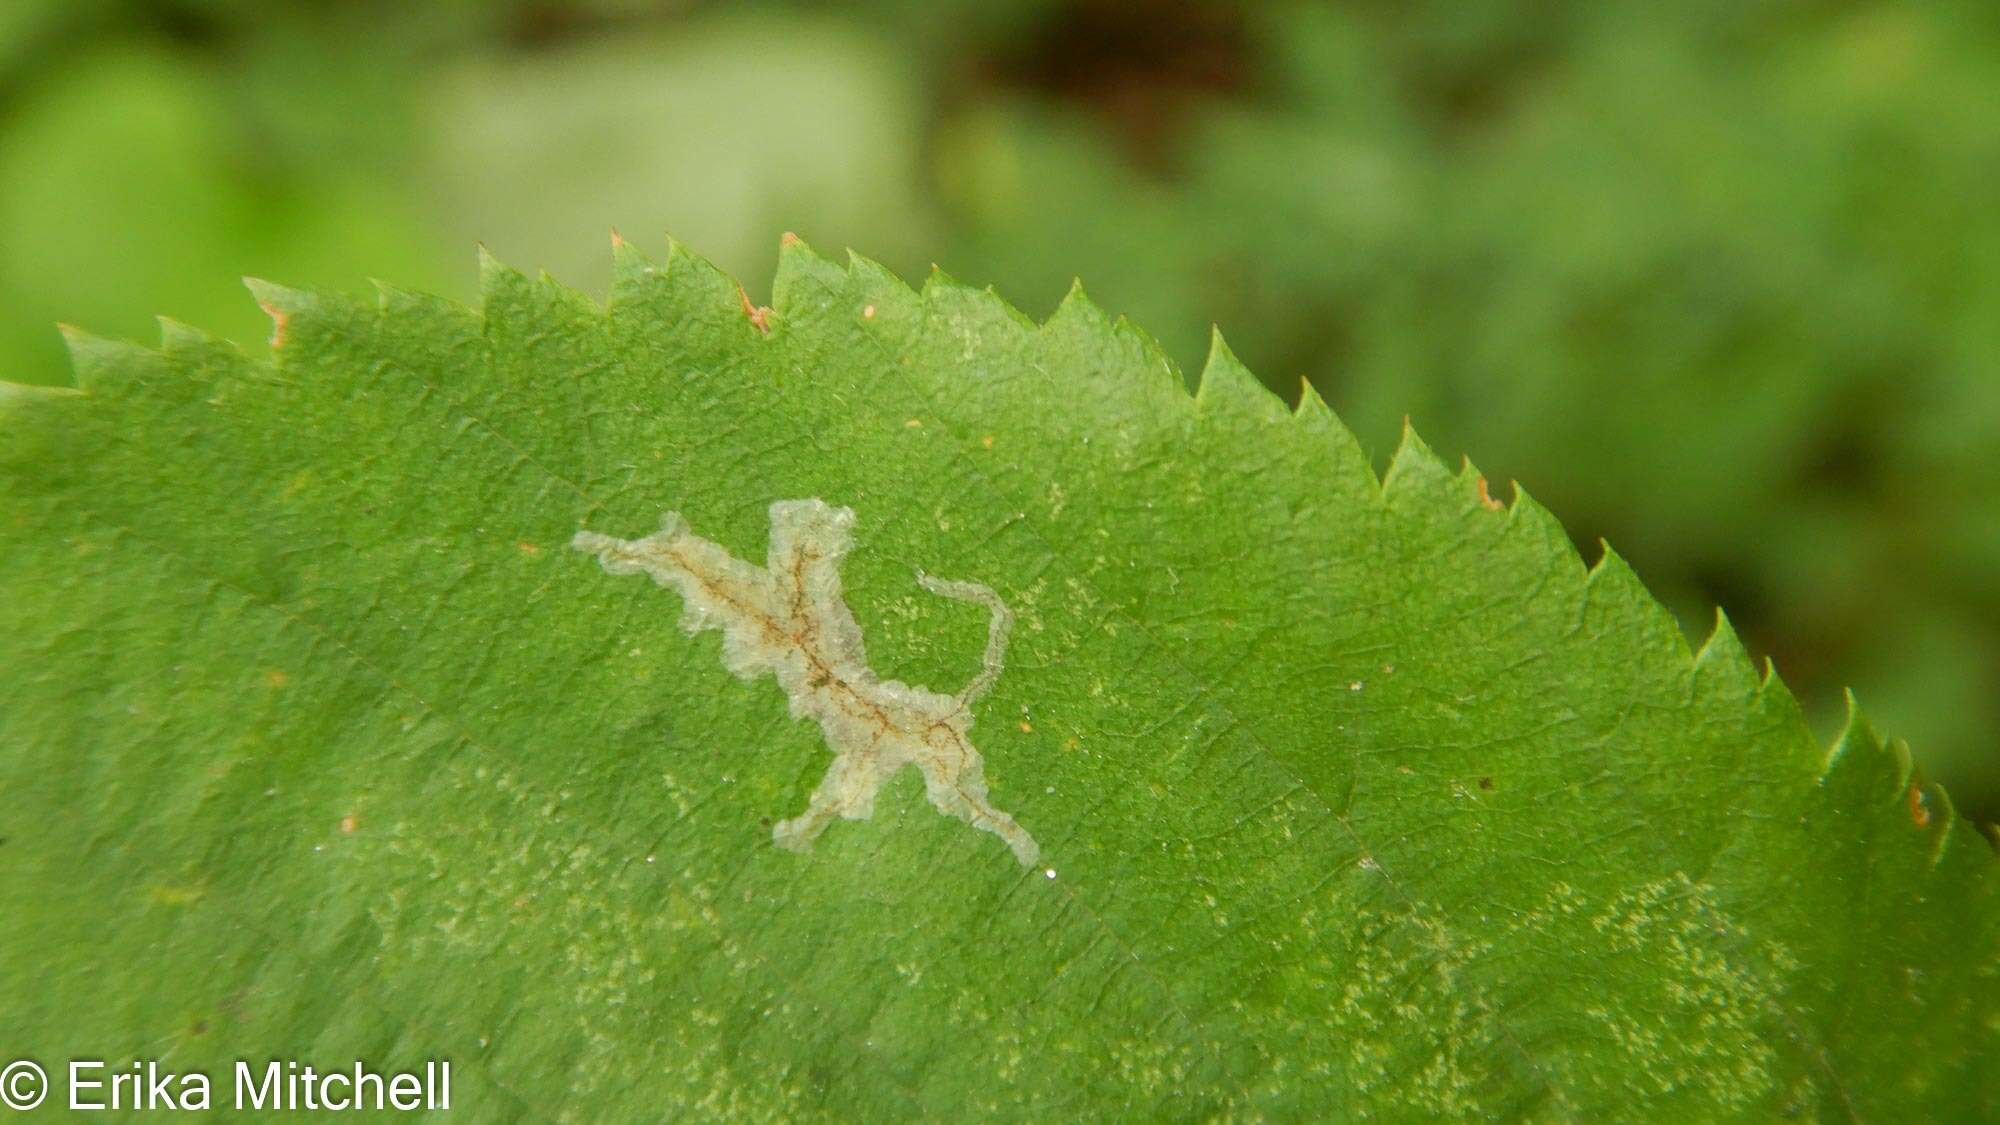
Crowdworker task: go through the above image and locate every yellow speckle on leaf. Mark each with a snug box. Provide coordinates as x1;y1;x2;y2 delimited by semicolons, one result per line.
149;884;205;907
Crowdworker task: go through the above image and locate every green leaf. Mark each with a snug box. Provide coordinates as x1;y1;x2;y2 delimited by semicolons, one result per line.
2;237;1993;1119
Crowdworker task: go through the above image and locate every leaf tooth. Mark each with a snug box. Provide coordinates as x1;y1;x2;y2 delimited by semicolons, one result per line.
1381;419;1452;502
1693;608;1762;698
1915;781;1959;866
604;238;748;341
1291;379;1378;502
1753;653;1812;738
918;261;1001;313
171;327;287;414
1827;703;1976;861
1914;780;2000;878
1031;281;1184;409
983;284;1039;331
662;234;722;274
1887;734;1919;795
770;231;848;317
242;277;315;352
154;312;238;356
660;237;752;320
1504;483;1587;579
1040;282;1113;351
371;279;464;323
475;242;517;291
1047;278;1108;335
918;260;969;297
1584;543;1692;665
1694;606;1756;671
1839;689;1885;764
1194;328;1286;424
241;276;311;308
918;264;1035;352
155;314;216;352
843;252;920;323
1822;690;1897;793
0;378;83;435
0;380;81;405
666;237;774;334
57;324;168;395
477;255;535;319
1292;376;1331;422
1453;454;1511;515
488;256;595;314
608;233;663;303
1110;315;1183;389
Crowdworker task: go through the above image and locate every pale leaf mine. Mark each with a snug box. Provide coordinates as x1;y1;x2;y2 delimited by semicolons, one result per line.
572;499;1040;866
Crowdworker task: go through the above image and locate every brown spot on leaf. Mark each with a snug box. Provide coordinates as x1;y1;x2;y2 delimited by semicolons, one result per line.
339;814;358;834
1478;776;1494;791
258;301;289;349
738;286;773;334
517;540;542;555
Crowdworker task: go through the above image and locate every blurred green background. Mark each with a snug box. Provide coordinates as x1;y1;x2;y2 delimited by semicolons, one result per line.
5;0;1996;826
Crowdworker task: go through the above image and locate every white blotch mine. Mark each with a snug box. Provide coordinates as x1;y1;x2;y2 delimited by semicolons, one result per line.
572;499;1041;866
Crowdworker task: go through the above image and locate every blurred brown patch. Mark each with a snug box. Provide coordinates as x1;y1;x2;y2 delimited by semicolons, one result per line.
977;0;1251;168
